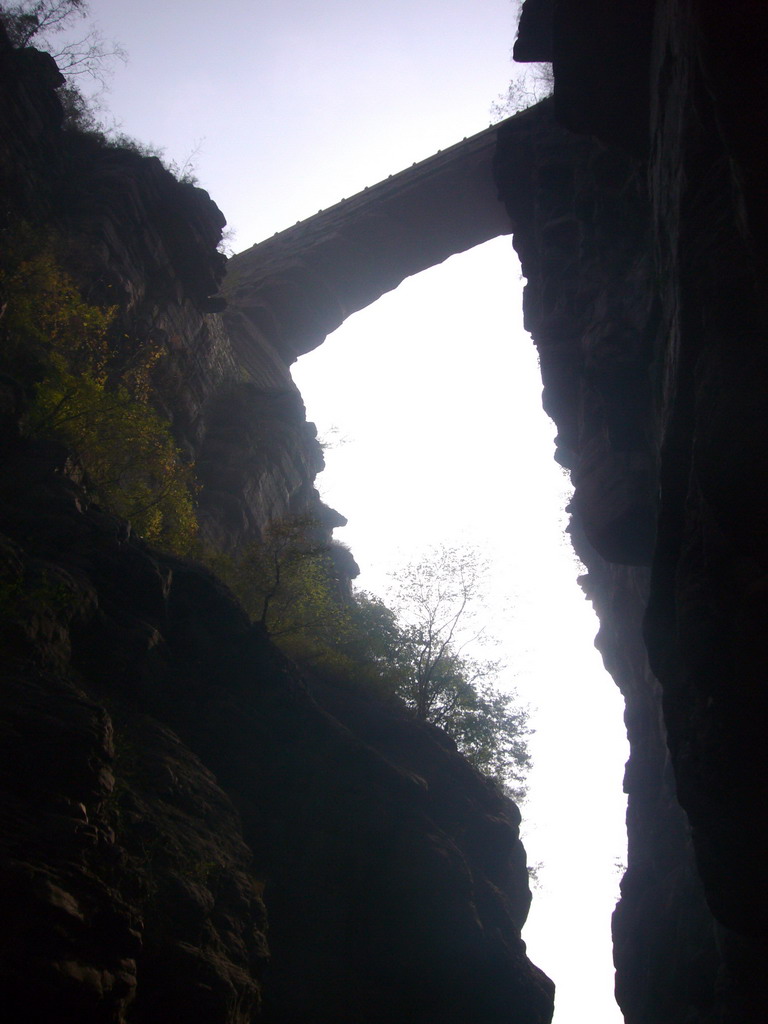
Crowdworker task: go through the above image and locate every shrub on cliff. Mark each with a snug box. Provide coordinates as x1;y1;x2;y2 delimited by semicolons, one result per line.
204;520;399;696
0;233;198;552
375;546;531;797
489;1;553;122
0;0;126;87
0;2;207;189
220;522;531;796
217;516;360;659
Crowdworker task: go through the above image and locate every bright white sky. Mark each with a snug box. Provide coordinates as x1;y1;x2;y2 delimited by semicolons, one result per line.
66;2;629;1020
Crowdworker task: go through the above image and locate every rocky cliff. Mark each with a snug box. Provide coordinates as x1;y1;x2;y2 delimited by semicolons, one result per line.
0;25;332;559
0;438;553;1023
218;12;768;1013
507;1;768;1021
0;21;552;1024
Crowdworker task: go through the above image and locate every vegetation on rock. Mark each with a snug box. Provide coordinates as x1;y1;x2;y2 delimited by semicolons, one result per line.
490;0;553;122
380;545;531;797
0;230;199;552
0;0;126;86
0;1;205;186
218;520;531;797
0;5;530;794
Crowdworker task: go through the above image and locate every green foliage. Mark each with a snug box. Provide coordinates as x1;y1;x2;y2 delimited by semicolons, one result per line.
0;234;113;376
203;518;396;698
309;589;411;698
435;673;531;799
0;233;198;553
375;545;532;797
215;523;531;797
386;545;486;720
219;516;359;671
33;365;198;550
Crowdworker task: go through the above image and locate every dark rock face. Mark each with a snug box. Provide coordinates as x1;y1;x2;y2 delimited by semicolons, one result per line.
494;100;717;1022
0;25;552;1024
494;101;658;568
0;429;552;1024
507;1;768;1021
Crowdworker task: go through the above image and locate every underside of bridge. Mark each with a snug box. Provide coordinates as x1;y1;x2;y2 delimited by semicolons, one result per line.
223;117;518;364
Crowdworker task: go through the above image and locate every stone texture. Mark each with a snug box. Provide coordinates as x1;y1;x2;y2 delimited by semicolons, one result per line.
0;426;553;1024
507;2;768;1021
0;24;552;1024
0;22;333;559
641;4;768;1012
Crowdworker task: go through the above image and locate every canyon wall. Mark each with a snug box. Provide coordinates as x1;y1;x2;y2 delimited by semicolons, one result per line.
0;23;552;1024
1;27;332;559
220;7;768;1012
508;2;768;1020
495;97;724;1022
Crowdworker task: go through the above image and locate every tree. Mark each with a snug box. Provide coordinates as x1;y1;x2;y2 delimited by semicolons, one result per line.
387;546;487;720
1;0;85;47
490;61;554;121
203;525;532;797
225;515;352;652
0;1;126;87
489;0;553;122
381;546;532;798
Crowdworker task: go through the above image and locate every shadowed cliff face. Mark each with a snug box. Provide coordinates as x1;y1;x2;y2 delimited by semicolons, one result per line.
508;1;768;1021
0;24;553;1024
0;422;553;1024
218;2;768;1019
0;25;330;559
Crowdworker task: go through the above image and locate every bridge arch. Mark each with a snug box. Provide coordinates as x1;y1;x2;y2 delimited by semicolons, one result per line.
221;103;561;365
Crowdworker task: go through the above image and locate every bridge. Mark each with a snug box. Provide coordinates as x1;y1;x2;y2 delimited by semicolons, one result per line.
222;100;566;366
